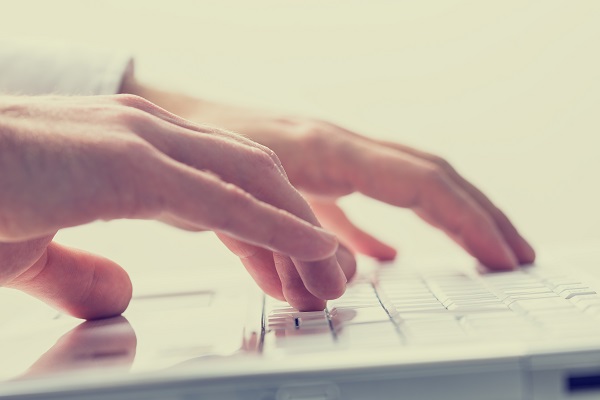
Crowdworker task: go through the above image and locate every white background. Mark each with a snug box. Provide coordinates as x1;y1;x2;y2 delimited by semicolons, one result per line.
2;0;600;287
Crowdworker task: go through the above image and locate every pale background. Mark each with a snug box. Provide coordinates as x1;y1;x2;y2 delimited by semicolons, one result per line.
1;0;600;289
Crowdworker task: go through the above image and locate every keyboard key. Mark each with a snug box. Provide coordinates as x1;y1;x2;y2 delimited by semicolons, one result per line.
554;283;589;293
562;289;597;299
329;306;391;328
445;297;501;307
264;326;335;353
388;297;440;306
447;303;509;312
585;306;600;315
506;293;559;301
571;295;600;305
403;324;469;345
335;322;402;348
268;310;327;320
394;303;447;312
502;287;553;296
394;313;457;322
268;315;295;324
510;298;575;314
461;318;541;340
296;315;330;329
546;278;583;289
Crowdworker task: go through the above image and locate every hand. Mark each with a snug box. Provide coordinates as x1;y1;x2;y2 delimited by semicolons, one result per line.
128;82;535;269
209;108;537;268
0;95;351;319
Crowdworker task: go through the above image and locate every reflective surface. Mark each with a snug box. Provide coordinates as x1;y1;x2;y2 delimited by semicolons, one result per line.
0;286;256;383
1;3;600;398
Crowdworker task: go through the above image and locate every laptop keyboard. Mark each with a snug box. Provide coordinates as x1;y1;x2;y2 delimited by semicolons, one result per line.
262;265;600;353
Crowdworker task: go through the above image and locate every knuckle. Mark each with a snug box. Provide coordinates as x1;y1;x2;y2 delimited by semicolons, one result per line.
248;147;281;174
223;181;249;202
296;121;328;149
292;121;355;193
295;119;348;152
429;155;453;172
115;106;155;130
259;145;285;171
261;145;280;164
421;165;449;188
113;93;152;109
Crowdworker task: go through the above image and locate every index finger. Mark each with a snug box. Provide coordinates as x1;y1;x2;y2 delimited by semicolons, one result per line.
124;111;349;302
135;155;341;262
376;140;535;264
345;144;518;270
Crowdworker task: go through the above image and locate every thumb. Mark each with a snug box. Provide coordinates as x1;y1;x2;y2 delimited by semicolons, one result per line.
6;242;132;320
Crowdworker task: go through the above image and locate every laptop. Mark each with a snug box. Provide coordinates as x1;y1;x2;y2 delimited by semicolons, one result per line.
2;236;600;400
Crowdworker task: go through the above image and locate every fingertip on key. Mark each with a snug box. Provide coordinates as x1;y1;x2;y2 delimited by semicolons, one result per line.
517;238;536;265
478;240;519;271
285;294;327;312
492;251;519;271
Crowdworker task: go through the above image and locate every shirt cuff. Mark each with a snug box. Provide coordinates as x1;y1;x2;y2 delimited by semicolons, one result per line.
0;40;132;96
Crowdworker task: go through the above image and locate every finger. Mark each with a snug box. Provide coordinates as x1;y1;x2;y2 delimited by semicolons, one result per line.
114;94;276;167
336;243;358;282
146;159;339;262
411;175;518;270
216;233;285;301
412;208;480;260
273;253;327;311
375;140;535;264
5;242;132;320
413;188;517;270
219;233;355;309
333;126;533;265
106;98;346;300
279;244;355;308
343;144;518;270
309;199;397;261
122;114;347;300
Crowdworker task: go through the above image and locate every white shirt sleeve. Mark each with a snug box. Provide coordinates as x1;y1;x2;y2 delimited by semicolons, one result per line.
0;40;132;96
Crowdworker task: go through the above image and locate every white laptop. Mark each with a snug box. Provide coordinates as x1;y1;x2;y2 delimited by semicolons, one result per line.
2;238;600;400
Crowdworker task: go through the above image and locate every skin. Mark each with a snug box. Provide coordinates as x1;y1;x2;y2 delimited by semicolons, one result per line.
124;77;535;271
0;95;350;319
0;76;536;320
